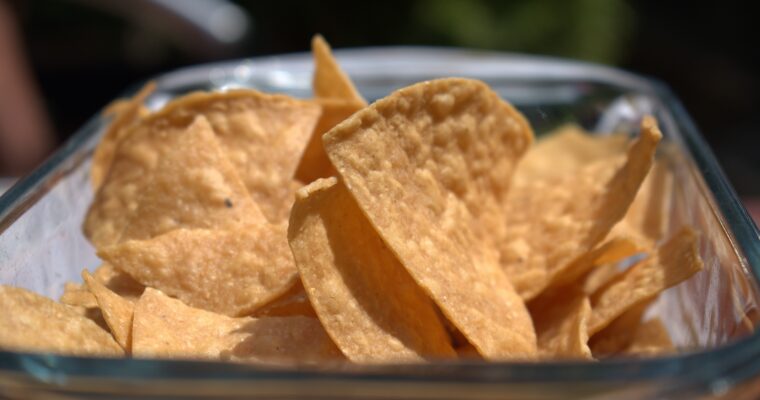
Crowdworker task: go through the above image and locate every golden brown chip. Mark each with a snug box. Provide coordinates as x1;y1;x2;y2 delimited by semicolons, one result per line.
100;224;297;317
589;227;703;334
148;89;321;223
608;158;674;248
499;116;662;300
92;264;145;301
91;81;155;189
517;125;629;181
0;285;123;356
60;282;98;308
623;318;674;356
589;299;652;358
530;289;593;360
582;262;623;295
132;288;341;364
83;271;134;351
324;78;537;359
311;35;366;104
295;98;365;183
289;178;456;363
84;116;266;248
546;236;641;291
252;281;316;318
119;117;268;243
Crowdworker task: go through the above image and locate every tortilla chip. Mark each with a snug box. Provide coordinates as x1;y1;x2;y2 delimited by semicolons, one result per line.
456;343;482;360
132;288;341;364
295;98;365;183
92;264;145;301
100;224;297;317
589;299;652;358
518;125;629;181
530;289;593;360
120;117;268;242
583;262;624;295
252;281;316;318
623;318;674;356
148;89;320;223
0;286;123;356
83;271;134;351
324;78;537;359
289;178;456;363
608;159;674;247
91;81;155;189
60;282;98;308
546;236;641;291
311;35;365;103
500;116;662;300
589;227;703;334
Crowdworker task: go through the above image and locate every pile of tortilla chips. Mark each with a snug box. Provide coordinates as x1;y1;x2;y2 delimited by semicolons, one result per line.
0;36;705;364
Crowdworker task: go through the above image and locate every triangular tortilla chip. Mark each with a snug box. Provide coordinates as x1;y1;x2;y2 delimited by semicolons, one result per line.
119;116;267;242
149;90;321;223
295;98;365;183
324;78;537;359
289;178;456;363
91;82;155;189
84;116;266;248
83;271;135;352
0;286;123;356
132;288;341;364
100;224;297;317
589;227;703;334
311;35;366;103
499;116;662;300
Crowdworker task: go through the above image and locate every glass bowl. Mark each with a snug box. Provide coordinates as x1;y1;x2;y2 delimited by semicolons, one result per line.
2;48;760;399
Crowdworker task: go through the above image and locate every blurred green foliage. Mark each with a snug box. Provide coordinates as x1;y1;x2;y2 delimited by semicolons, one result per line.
412;0;633;64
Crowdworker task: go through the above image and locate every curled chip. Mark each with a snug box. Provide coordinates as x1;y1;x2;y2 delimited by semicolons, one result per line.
132;288;342;364
499;116;662;300
83;271;135;352
0;286;123;357
289;178;456;363
324;78;537;359
589;227;703;334
91;82;155;189
100;224;297;317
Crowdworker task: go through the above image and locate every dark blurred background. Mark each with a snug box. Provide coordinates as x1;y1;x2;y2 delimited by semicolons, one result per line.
1;0;758;203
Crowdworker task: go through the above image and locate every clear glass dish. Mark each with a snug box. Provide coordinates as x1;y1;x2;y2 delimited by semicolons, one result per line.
1;48;760;399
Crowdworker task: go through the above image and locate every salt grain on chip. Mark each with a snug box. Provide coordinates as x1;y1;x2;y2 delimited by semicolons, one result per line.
289;178;456;363
324;78;537;359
